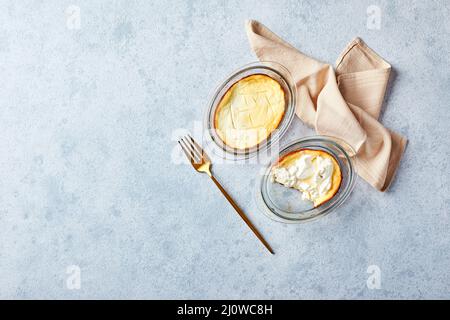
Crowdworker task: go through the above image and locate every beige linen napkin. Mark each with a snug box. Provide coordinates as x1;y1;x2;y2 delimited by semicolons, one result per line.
246;20;407;191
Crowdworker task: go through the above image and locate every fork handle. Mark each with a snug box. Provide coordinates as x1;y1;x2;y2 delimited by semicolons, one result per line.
209;174;274;255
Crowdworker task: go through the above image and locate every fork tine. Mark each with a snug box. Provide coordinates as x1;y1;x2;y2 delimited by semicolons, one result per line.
178;140;194;164
187;134;209;161
180;137;201;163
181;136;203;163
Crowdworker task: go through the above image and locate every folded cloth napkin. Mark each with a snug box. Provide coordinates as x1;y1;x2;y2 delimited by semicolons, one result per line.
246;20;407;191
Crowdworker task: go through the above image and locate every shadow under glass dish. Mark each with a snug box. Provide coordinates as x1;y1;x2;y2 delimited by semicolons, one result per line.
257;136;357;223
204;61;296;160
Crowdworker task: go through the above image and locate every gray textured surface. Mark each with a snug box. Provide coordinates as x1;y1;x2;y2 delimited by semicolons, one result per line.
0;0;449;299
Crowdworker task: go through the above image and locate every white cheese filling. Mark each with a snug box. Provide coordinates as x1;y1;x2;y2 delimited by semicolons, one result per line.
270;154;334;202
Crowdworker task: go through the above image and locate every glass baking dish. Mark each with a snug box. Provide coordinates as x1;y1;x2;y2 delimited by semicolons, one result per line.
204;61;296;160
256;136;357;223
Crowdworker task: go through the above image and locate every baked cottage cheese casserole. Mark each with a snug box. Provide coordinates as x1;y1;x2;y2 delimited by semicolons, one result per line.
214;74;286;149
270;149;342;207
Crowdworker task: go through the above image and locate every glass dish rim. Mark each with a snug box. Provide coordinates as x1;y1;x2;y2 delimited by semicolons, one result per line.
256;135;357;223
203;61;297;160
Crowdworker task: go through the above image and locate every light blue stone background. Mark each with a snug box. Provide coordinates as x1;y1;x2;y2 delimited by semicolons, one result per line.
0;0;449;299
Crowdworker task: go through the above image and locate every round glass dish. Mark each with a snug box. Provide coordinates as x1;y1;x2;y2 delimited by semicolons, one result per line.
204;61;296;160
256;136;356;223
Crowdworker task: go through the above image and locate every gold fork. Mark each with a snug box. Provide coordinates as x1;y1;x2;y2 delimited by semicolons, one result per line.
178;134;274;255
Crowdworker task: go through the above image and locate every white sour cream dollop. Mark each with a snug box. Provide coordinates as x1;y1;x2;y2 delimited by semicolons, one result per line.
270;154;334;203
